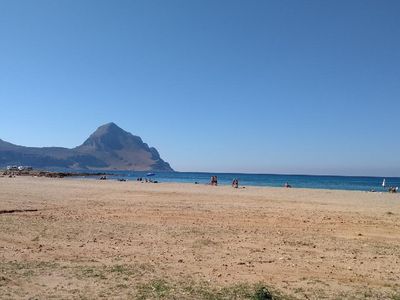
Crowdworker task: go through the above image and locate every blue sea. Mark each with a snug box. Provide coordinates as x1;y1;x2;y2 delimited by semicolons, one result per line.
88;171;399;192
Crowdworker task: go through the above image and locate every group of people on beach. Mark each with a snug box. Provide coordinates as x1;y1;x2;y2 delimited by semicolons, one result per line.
209;176;293;189
210;176;240;188
99;175;399;193
136;177;157;183
381;179;398;193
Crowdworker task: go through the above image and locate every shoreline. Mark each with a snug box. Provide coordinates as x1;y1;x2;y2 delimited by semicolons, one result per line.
3;169;399;194
1;169;112;178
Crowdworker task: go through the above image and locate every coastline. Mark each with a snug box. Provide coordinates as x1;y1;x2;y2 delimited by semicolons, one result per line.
2;169;399;192
1;169;111;178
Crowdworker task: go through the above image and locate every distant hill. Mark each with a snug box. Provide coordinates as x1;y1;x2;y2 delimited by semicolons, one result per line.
0;123;173;171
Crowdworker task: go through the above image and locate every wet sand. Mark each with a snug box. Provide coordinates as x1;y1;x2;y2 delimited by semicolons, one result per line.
0;177;399;299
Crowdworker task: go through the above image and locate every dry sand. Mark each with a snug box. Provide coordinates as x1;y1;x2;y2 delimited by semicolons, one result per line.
0;177;399;299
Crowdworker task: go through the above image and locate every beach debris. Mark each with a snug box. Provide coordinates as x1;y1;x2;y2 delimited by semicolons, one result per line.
0;275;10;283
0;209;38;215
256;260;274;264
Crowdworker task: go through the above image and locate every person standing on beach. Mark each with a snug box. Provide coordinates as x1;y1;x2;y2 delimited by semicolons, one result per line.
232;179;239;188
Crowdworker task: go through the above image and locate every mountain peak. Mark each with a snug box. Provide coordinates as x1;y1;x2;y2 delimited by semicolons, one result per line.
104;122;118;127
92;122;126;136
79;123;140;151
99;122;120;130
0;123;173;171
73;123;173;171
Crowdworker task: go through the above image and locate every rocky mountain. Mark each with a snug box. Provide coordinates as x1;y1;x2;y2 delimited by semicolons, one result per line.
0;123;173;171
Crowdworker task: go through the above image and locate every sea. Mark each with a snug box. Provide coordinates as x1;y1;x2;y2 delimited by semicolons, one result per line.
78;171;400;192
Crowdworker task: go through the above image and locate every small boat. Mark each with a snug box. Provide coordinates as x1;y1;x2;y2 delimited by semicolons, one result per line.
146;173;155;177
382;179;386;187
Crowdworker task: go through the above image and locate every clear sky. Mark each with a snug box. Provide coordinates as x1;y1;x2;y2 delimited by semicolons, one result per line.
1;0;399;176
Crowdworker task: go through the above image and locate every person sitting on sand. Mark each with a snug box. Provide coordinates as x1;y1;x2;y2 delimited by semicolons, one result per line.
284;182;291;188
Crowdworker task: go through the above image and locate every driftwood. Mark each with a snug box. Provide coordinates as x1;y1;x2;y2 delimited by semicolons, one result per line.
0;209;38;215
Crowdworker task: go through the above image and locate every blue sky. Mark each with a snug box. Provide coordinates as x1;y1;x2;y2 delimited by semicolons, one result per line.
1;0;399;176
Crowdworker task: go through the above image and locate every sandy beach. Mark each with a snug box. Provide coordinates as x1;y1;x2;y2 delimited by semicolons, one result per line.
0;177;399;299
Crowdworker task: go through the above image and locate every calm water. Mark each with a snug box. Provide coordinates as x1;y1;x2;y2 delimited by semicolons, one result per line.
89;171;399;192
